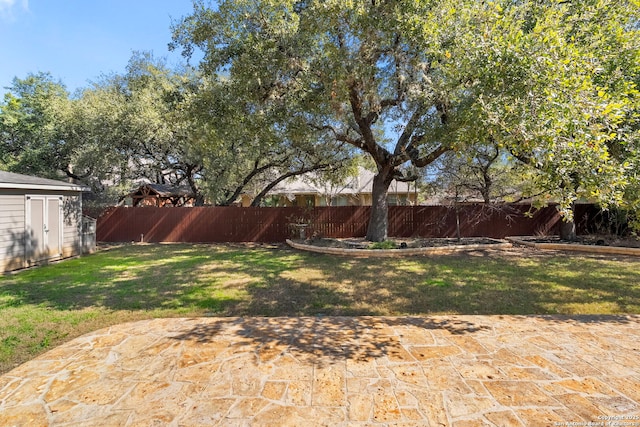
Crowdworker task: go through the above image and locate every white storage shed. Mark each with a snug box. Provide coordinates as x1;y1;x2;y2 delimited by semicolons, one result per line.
0;171;90;272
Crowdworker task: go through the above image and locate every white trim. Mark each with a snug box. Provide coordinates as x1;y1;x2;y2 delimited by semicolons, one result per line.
50;196;63;259
25;195;33;261
0;182;88;191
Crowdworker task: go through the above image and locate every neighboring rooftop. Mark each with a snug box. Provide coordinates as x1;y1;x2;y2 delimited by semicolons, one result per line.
122;183;197;207
136;183;194;197
270;167;414;196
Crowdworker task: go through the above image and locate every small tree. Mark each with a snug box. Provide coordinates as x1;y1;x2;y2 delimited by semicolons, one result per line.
455;0;640;240
428;145;537;205
426;144;539;240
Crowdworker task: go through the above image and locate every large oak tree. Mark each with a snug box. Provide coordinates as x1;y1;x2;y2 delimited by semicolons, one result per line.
172;0;639;241
172;0;472;240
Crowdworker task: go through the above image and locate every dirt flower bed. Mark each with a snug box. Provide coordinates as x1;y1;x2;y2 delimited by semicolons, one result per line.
298;237;506;250
517;235;640;248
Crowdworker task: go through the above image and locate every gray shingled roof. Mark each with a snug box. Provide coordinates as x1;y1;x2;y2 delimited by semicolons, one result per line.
0;170;89;191
145;184;195;197
124;183;195;198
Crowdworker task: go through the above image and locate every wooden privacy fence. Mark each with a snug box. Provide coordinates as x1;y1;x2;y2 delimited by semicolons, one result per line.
96;204;599;243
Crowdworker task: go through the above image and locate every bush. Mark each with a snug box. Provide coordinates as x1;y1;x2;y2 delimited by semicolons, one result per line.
369;240;399;250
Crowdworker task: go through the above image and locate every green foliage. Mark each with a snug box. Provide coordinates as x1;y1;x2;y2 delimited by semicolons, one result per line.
171;0;640;237
183;74;353;206
65;52;208;203
0;72;73;178
0;51;353;207
448;0;640;221
368;240;399;250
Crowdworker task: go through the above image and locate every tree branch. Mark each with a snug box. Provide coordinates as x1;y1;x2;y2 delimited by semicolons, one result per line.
347;81;391;165
411;145;451;168
391;171;419;182
394;103;427;156
250;162;334;207
219;159;276;206
64;167;92;182
309;123;364;148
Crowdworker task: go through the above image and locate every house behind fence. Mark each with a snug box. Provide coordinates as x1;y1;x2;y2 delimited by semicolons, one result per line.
244;167;418;207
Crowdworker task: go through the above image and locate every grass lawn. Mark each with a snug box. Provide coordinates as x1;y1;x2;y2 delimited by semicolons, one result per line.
1;243;639;373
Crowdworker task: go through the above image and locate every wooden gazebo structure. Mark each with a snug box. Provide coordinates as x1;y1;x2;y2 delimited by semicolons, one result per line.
123;184;197;207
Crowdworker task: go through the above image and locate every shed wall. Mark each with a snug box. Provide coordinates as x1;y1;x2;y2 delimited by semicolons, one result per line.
1;189;84;272
0;193;26;271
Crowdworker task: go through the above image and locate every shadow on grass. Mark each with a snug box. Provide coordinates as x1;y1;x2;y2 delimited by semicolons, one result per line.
319;251;640;316
0;245;291;313
1;244;638;369
1;244;638;317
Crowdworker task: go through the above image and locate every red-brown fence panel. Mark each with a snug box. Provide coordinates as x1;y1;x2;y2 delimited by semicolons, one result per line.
96;204;600;243
309;206;370;238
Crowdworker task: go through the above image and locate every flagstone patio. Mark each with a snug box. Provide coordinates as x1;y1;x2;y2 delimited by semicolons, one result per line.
1;315;639;426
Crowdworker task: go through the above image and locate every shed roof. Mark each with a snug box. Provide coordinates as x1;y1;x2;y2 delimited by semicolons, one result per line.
0;170;90;192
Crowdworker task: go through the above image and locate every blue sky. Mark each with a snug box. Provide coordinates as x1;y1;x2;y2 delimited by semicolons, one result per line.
0;0;202;94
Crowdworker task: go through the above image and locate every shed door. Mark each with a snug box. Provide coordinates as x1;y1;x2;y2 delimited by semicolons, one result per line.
26;195;62;262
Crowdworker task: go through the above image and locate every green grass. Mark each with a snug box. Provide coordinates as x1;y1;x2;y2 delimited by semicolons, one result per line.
1;243;639;373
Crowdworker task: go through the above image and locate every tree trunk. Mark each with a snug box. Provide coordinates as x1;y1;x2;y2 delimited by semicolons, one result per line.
194;193;205;206
559;203;577;241
184;164;205;206
365;168;393;242
559;218;576;241
455;204;461;242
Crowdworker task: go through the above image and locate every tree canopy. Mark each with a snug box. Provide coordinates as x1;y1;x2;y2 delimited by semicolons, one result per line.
0;52;353;208
454;0;640;238
171;0;640;240
1;0;638;239
184;70;353;207
0;73;74;179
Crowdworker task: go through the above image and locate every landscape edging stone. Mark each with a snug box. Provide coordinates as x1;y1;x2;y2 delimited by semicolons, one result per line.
506;236;640;257
286;238;512;257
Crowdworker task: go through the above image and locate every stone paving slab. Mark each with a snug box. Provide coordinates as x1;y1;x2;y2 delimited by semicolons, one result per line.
1;315;639;426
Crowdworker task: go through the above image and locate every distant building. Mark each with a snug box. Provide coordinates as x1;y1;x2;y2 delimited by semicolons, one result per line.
240;167;418;207
120;183;197;207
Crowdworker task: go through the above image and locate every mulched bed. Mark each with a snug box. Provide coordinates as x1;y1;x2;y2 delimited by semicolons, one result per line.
299;237;505;250
517;235;640;249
